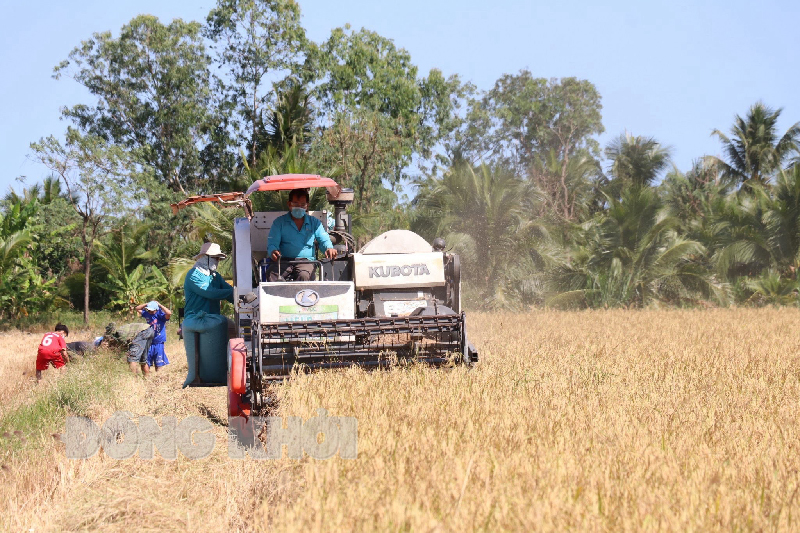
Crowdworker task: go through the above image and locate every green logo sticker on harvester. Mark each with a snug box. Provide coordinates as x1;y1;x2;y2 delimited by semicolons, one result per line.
278;304;339;322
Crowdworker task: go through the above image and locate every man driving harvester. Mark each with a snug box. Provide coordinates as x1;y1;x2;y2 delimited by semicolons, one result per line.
266;188;337;281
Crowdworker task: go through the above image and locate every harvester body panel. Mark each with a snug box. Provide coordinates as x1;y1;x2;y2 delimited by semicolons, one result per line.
258;281;355;323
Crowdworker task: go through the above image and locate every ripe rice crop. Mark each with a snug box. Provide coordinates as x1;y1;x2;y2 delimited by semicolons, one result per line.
1;308;799;531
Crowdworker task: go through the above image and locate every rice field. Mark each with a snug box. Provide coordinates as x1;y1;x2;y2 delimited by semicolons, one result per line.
1;308;800;531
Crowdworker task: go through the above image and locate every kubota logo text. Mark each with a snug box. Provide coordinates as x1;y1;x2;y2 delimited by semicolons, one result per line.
368;264;431;278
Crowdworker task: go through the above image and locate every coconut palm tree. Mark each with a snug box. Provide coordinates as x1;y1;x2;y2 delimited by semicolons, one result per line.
413;162;550;307
248;83;314;164
706;192;773;280
660;160;730;242
93;223;167;311
550;186;725;307
532;148;603;220
605;132;672;189
264;83;314;154
40;176;69;204
764;165;800;271
711;164;800;282
743;269;798;306
2;175;72;208
707;102;800;189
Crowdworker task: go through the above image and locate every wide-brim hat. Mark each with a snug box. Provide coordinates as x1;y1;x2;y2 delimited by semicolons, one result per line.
193;242;228;260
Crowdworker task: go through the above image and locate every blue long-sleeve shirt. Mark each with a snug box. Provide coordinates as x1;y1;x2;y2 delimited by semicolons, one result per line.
267;212;334;260
183;267;234;317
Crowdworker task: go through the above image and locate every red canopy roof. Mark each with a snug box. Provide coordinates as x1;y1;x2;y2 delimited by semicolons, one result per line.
245;174;340;196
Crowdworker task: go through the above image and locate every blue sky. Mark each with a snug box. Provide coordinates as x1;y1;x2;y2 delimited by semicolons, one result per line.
1;0;798;195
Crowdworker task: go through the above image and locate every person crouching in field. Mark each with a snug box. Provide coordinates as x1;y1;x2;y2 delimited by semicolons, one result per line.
135;300;172;371
102;322;155;376
36;323;70;382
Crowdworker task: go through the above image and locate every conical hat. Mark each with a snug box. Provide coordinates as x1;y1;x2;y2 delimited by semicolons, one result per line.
193;242;228;260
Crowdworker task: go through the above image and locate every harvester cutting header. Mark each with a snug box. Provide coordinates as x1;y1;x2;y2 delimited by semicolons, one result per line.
172;174;478;417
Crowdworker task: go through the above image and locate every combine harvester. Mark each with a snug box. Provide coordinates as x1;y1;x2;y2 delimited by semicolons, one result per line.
172;174;478;419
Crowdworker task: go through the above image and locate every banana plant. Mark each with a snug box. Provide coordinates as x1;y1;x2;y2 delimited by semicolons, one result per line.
93;223;166;312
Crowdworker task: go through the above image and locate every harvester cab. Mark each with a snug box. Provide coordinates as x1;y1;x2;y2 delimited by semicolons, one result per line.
172;174;478;417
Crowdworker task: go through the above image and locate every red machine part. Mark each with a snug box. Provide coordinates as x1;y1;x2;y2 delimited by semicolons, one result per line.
228;388;251;419
228;338;250;418
230;338;247;394
245;173;340;196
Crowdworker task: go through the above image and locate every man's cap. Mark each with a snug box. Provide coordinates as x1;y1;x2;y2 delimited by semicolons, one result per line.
193;242;228;260
145;301;159;311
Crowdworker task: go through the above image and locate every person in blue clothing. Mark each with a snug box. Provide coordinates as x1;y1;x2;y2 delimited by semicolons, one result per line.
184;242;234;316
135;300;172;371
181;242;235;386
266;188;337;282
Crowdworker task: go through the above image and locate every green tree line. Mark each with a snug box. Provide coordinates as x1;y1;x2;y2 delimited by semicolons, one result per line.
3;0;799;323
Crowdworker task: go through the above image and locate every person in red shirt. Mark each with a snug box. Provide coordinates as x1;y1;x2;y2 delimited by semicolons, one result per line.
36;323;70;382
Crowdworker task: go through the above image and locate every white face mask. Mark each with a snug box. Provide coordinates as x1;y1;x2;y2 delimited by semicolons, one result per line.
207;257;219;272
